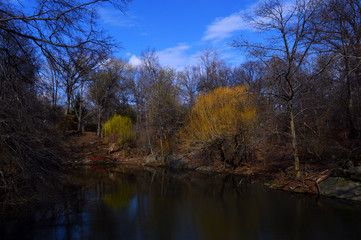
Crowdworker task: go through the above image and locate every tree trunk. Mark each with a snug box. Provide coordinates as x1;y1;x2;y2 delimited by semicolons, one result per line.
145;113;154;156
346;73;355;140
97;105;102;138
77;103;82;132
51;73;58;126
77;82;85;133
65;90;71;115
289;101;301;178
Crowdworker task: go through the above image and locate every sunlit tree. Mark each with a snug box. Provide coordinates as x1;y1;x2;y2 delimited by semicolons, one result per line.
181;85;257;167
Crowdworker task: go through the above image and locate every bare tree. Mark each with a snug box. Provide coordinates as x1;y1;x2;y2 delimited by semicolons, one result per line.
41;57;62;125
55;46;107;115
0;0;130;53
88;59;127;137
232;0;325;178
133;49;181;158
318;0;361;140
198;48;231;92
178;65;201;110
0;0;131;201
0;26;65;200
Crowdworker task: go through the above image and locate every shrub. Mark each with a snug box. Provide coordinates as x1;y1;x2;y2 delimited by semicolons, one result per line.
103;114;134;146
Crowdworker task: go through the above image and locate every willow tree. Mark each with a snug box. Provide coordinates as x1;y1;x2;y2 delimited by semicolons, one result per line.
181;85;257;167
103;114;134;146
232;0;326;177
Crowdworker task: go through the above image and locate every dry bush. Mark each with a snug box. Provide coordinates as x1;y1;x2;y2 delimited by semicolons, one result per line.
0;104;66;203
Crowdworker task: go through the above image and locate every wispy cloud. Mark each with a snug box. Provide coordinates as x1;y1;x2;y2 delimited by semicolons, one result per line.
202;13;252;42
127;2;276;69
157;44;198;70
98;7;136;27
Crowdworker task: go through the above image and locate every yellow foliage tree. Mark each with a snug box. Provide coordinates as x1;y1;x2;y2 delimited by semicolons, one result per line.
181;85;257;166
103;114;134;146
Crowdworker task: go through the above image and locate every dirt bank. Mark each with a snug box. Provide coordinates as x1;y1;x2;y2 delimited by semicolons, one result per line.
63;132;338;196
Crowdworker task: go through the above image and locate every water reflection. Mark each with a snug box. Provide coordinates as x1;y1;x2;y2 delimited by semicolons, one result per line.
1;166;361;240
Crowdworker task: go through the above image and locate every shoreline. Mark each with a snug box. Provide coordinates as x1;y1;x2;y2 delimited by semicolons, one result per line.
64;131;361;202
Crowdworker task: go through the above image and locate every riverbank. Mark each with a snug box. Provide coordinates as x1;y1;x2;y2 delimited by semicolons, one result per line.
63;132;358;200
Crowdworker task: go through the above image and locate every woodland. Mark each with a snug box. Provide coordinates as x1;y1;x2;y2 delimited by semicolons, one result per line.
0;0;361;202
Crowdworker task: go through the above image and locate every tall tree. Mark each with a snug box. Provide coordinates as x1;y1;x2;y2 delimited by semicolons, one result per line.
56;46;107;115
88;59;127;137
40;57;62;125
135;49;181;158
232;0;325;178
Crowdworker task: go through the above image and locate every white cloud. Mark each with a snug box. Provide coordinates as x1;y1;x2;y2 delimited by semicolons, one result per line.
128;55;141;66
157;44;198;70
127;44;199;70
202;13;252;42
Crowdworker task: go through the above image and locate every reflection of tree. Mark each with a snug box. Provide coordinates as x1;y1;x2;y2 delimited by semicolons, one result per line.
103;180;135;209
6;168;361;240
193;181;262;240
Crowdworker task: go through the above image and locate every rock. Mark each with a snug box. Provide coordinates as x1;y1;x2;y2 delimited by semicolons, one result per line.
195;166;214;173
349;167;361;181
108;143;119;154
319;177;361;201
187;151;204;161
330;166;361;182
293;188;307;193
166;155;190;169
350;173;361;181
349;166;361;174
343;160;354;169
330;168;350;178
145;154;157;163
184;164;198;170
269;183;283;189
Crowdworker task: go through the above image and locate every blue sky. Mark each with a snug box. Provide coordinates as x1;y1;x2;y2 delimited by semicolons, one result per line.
14;0;262;70
98;0;260;70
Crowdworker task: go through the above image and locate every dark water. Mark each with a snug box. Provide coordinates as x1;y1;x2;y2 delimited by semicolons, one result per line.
2;166;361;240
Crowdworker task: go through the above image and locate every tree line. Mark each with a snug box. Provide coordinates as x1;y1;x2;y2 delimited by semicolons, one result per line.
0;0;360;201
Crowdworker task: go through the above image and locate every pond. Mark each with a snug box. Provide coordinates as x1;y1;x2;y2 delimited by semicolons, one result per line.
1;166;361;240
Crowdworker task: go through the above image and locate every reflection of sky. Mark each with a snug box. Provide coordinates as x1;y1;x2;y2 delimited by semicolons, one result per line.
33;207;90;239
128;194;139;219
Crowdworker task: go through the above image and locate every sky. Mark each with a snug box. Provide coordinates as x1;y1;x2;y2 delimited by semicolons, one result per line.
98;0;260;70
13;0;263;70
